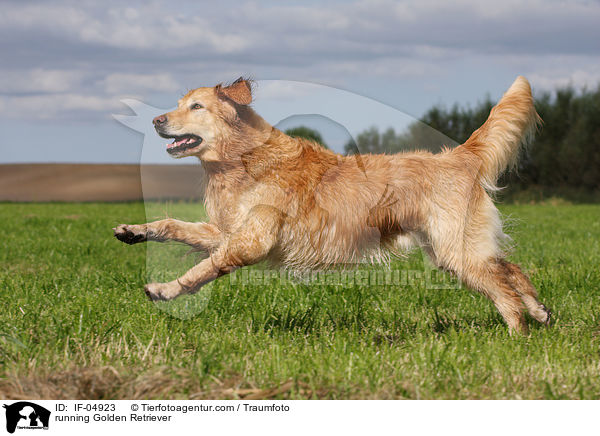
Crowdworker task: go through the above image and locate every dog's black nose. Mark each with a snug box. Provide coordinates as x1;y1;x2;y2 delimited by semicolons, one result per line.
153;114;167;126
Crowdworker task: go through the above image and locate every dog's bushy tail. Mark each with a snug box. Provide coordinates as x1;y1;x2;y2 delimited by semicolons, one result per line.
457;76;541;190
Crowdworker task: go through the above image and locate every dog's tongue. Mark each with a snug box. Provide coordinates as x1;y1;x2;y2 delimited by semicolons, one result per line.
168;137;193;149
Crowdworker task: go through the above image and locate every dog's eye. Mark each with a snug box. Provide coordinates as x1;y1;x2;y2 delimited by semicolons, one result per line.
191;103;204;110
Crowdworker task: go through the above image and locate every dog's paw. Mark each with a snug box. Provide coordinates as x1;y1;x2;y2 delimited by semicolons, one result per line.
144;282;181;301
113;224;147;245
542;304;552;326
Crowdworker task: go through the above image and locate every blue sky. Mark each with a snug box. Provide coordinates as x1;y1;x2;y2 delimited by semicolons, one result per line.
1;0;599;163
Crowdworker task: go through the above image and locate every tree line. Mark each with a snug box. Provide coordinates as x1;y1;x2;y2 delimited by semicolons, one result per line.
346;85;600;201
287;84;600;201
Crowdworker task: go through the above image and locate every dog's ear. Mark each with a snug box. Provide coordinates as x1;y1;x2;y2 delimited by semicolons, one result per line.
216;77;252;105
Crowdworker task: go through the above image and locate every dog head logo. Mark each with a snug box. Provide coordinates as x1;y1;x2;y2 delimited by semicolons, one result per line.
3;402;50;433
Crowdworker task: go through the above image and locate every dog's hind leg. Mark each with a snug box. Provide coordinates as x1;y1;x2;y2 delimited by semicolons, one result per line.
114;219;222;251
500;261;551;325
456;260;528;334
422;239;528;333
426;194;528;333
143;205;283;300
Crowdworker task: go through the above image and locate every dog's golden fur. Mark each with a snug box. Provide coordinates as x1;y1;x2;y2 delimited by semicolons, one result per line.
114;76;551;333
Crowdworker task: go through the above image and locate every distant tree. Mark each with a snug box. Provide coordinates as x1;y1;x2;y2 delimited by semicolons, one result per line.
420;99;494;144
344;124;456;155
344;126;384;155
341;83;600;201
285;126;328;148
398;121;458;152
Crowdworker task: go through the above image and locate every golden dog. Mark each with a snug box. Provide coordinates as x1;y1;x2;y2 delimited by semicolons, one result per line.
114;76;551;333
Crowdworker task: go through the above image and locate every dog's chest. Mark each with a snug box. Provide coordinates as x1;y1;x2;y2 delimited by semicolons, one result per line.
203;167;253;232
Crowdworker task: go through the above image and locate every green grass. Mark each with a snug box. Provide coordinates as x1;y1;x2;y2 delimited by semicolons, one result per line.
0;202;599;399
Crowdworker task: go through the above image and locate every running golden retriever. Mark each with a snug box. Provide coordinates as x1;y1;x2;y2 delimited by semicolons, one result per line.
114;76;551;334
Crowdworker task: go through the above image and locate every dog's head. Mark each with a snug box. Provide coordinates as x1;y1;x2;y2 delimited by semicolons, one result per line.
153;77;254;160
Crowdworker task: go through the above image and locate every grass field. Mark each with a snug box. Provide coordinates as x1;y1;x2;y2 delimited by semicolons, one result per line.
0;202;599;399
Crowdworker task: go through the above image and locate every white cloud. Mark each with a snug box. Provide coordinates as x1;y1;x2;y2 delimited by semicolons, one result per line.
257;81;321;100
0;93;122;120
0;3;251;52
0;69;86;93
2;0;599;58
529;70;600;90
102;72;179;94
0;0;598;121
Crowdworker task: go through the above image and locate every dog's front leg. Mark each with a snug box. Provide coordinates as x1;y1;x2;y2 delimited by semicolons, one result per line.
143;205;283;301
114;219;222;251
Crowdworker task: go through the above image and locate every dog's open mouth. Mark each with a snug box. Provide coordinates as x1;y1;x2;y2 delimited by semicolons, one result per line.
166;135;203;155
